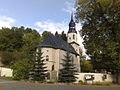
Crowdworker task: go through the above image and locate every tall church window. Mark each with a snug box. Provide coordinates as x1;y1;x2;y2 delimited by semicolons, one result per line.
46;72;50;80
52;65;54;71
46;55;49;61
73;34;75;40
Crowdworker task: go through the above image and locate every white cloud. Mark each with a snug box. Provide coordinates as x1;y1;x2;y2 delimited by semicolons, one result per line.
35;20;87;56
35;20;68;34
0;16;15;29
62;1;76;14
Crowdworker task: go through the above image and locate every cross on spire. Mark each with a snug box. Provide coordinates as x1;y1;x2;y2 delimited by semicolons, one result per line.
71;12;74;21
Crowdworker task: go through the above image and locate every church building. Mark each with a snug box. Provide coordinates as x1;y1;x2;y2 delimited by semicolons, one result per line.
39;15;81;81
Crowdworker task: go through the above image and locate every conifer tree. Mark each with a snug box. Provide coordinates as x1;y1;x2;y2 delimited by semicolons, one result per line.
30;48;47;81
60;31;67;41
55;31;59;37
59;52;78;83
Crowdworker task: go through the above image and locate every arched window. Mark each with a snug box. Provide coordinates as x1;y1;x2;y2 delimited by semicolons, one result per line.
69;37;71;40
73;34;75;39
52;65;54;71
46;55;49;61
46;72;50;80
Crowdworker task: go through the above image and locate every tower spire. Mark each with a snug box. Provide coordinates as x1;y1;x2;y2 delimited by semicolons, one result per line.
67;13;78;44
68;13;77;33
71;12;74;21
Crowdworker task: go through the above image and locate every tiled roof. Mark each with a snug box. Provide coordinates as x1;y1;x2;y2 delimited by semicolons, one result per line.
39;34;78;55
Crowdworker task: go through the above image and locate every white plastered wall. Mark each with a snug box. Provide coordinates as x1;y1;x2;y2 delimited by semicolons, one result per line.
75;73;113;83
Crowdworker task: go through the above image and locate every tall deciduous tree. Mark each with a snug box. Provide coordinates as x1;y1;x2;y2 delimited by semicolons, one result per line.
81;59;93;72
59;52;78;83
76;0;120;83
0;51;14;67
0;26;42;81
0;27;23;51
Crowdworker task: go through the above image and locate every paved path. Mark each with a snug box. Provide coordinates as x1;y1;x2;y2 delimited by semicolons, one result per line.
0;79;120;90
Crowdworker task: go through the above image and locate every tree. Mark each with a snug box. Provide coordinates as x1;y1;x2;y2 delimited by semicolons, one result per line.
55;31;67;41
0;51;14;67
60;31;67;41
55;31;59;37
59;52;78;83
76;0;120;83
30;48;47;81
0;26;41;67
41;31;52;41
79;50;93;72
81;60;93;72
12;59;30;80
0;27;23;52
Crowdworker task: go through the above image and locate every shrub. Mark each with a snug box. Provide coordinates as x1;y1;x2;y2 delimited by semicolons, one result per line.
78;80;84;84
46;80;55;84
12;59;30;80
93;82;112;86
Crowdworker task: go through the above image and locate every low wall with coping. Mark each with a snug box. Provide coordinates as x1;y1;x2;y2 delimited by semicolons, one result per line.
0;67;13;77
75;73;113;83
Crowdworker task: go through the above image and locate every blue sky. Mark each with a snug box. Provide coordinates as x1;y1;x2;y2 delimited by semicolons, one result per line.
0;0;75;29
0;0;86;55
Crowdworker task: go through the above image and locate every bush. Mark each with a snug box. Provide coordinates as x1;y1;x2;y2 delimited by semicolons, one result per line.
93;82;112;86
0;76;13;80
78;80;84;84
12;59;30;80
46;80;56;84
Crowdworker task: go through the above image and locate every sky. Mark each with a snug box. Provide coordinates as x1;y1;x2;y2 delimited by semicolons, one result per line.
0;0;86;55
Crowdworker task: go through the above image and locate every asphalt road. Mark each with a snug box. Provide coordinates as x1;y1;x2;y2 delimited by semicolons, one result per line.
0;79;120;90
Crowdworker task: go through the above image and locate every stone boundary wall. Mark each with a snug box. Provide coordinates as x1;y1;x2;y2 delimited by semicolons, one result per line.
0;67;13;77
75;73;113;83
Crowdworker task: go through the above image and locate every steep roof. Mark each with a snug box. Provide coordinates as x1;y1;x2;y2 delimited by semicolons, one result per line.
39;34;79;55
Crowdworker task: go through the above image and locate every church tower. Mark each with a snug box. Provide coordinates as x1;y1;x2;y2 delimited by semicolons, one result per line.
67;14;80;54
67;14;81;72
67;14;77;43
